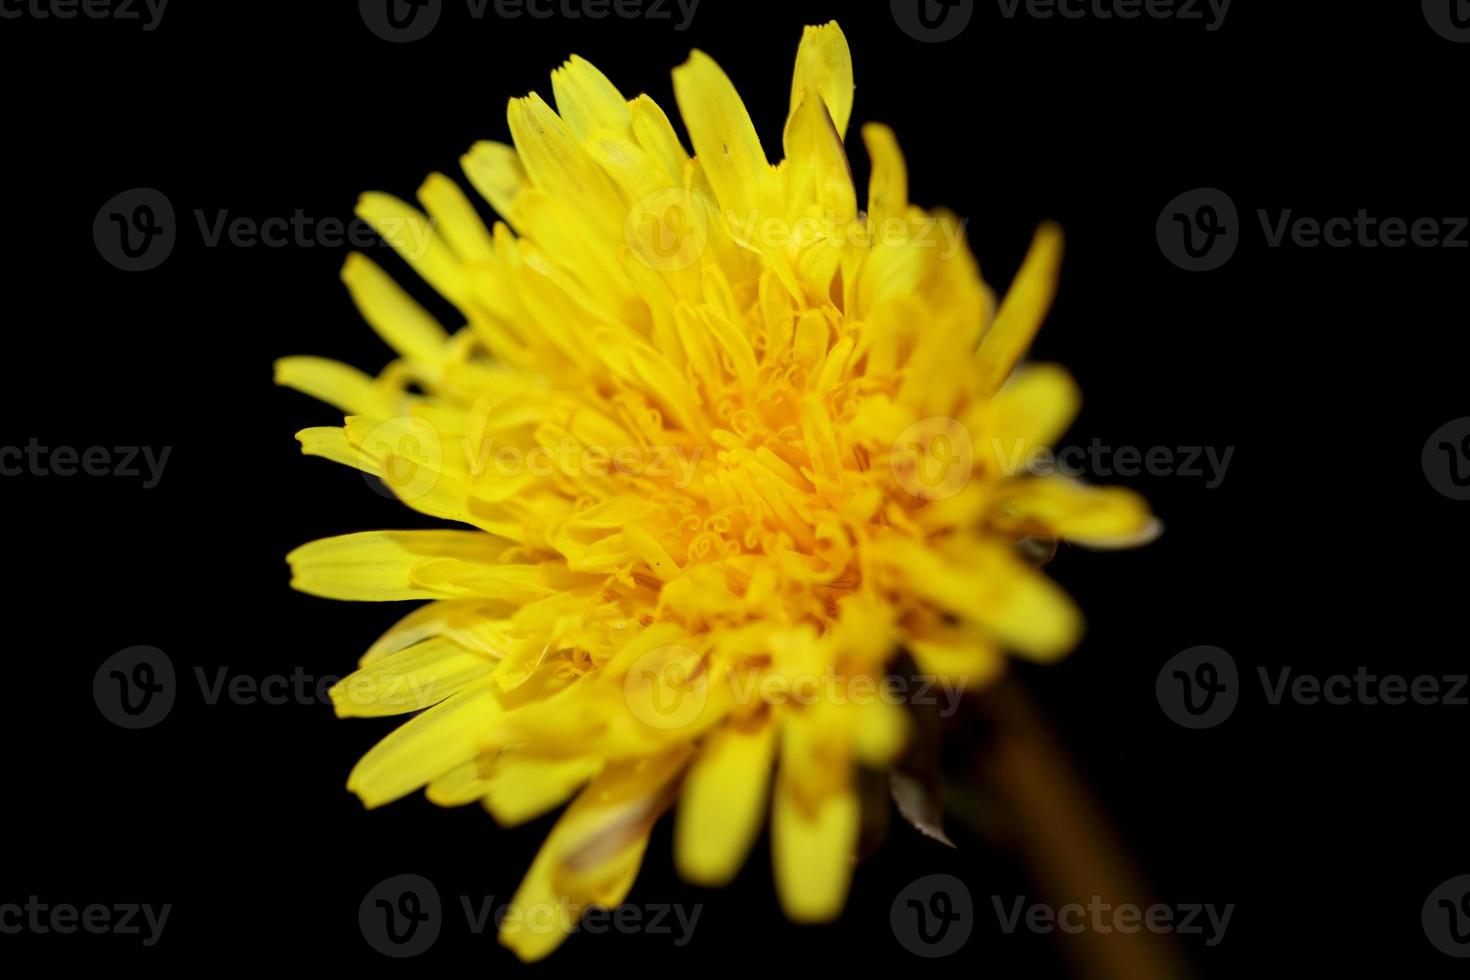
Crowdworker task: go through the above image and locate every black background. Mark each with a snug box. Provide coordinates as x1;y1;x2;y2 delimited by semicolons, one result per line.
2;0;1466;975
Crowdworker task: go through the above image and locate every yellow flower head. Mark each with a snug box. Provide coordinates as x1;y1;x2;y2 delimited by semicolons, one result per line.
278;21;1156;961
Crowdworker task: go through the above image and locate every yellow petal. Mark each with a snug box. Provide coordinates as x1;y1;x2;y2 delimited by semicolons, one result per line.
551;55;631;141
991;475;1161;549
908;620;1007;689
425;757;493;807
976;222;1065;394
329;636;494;718
506;93;624;238
355;192;474;310
274;356;396;417
675;715;776;885
782;81;857;227
286;530;517;601
341;252;451;368
499;749;691;962
876;537;1083;661
628;94;691;186
846;696;910;767
359;599;514;666
788;21;854;139
461;141;530;229
347;681;506;808
295;426;371;473
483;753;604;827
772;718;857;922
862;123;908;228
584;134;665;201
974;363;1081;478
340;415;519;535
417;172;495;263
672;49;771;221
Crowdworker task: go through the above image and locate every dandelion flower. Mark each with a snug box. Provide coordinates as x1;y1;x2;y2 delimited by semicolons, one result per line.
278;21;1156;960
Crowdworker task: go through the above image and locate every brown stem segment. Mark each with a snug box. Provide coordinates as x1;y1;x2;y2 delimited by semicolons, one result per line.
973;672;1194;980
